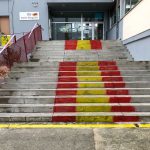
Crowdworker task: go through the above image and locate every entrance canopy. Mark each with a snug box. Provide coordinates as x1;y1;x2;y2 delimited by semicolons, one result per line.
48;2;115;12
48;2;115;40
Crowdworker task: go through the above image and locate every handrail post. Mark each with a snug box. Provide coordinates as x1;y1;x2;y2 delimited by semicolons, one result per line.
14;35;17;43
33;29;36;45
40;25;42;41
23;32;28;62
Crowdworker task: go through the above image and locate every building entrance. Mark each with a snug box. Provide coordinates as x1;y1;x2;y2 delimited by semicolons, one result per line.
50;11;104;40
52;22;104;40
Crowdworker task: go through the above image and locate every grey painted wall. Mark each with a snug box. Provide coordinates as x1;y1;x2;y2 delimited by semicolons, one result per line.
0;0;114;40
107;24;117;40
125;36;150;61
0;0;9;16
0;0;49;40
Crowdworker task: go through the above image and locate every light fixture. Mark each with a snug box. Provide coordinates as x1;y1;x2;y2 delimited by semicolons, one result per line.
32;1;39;7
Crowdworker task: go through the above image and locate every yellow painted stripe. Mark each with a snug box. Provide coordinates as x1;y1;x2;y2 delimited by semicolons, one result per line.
78;76;103;82
0;124;139;128
76;40;91;50
77;66;99;71
78;83;105;88
0;124;9;128
76;97;110;103
77;90;106;95
76;106;111;112
76;116;113;122
77;62;98;66
139;124;150;128
77;72;101;76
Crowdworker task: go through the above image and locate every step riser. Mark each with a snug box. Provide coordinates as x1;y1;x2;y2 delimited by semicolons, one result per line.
0;116;148;123
0;106;149;113
5;77;150;82
0;97;150;104
1;90;150;96
11;67;150;71
2;82;150;88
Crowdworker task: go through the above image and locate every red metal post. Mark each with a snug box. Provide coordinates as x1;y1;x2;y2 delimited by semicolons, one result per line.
23;33;28;62
40;25;43;41
33;29;36;45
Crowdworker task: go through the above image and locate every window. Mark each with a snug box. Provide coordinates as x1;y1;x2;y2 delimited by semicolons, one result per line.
125;0;141;13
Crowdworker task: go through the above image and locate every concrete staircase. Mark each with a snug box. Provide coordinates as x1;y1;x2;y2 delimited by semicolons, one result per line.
0;40;150;123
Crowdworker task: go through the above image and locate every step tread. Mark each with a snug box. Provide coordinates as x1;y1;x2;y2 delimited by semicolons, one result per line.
0;112;150;117
0;103;150;107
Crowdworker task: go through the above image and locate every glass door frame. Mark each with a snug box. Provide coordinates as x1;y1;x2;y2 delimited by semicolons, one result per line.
52;21;104;40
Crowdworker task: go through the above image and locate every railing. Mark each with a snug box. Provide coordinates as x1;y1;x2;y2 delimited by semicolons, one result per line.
0;23;42;68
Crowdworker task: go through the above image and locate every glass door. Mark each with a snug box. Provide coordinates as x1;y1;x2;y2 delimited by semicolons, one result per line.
94;23;104;40
52;22;104;40
82;23;92;40
52;22;81;40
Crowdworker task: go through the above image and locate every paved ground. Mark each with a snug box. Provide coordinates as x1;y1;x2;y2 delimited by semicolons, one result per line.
0;128;150;150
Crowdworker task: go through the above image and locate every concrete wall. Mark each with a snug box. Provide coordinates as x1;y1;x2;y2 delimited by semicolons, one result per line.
107;0;150;61
0;0;49;40
123;29;150;61
11;0;49;40
107;24;117;40
0;0;113;40
122;0;150;40
0;0;9;16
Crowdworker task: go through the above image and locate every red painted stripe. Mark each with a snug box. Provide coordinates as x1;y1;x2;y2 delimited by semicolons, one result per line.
52;116;76;122
104;82;126;88
58;77;123;82
111;106;135;112
107;89;129;95
60;61;116;66
59;66;118;71
109;97;131;103
57;83;78;88
59;72;77;76
99;66;118;70
57;82;125;88
59;66;77;71
56;89;129;96
56;90;77;96
113;116;139;122
55;98;76;103
98;61;116;66
101;71;121;76
59;62;77;66
59;71;121;77
54;106;76;112
58;77;78;82
90;40;102;49
65;40;77;50
102;76;123;81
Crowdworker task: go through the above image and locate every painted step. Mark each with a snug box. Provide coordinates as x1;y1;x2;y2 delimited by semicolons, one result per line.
6;76;150;82
1;95;150;104
13;61;150;67
1;88;150;96
0;112;149;122
11;66;150;72
0;103;150;113
2;81;150;89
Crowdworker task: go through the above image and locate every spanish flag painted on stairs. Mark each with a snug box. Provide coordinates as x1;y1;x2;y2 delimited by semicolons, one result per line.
52;61;139;122
65;40;102;50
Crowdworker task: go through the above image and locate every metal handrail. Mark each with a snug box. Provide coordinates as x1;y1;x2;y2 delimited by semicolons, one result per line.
28;23;40;38
0;35;16;54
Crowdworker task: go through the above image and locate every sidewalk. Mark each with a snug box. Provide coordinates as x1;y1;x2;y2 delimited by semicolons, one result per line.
0;128;149;150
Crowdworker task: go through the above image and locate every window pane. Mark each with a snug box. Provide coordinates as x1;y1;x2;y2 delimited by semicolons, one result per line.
131;0;140;8
125;0;131;13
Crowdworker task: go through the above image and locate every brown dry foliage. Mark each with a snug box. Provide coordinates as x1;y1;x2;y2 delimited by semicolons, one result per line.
0;66;10;79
